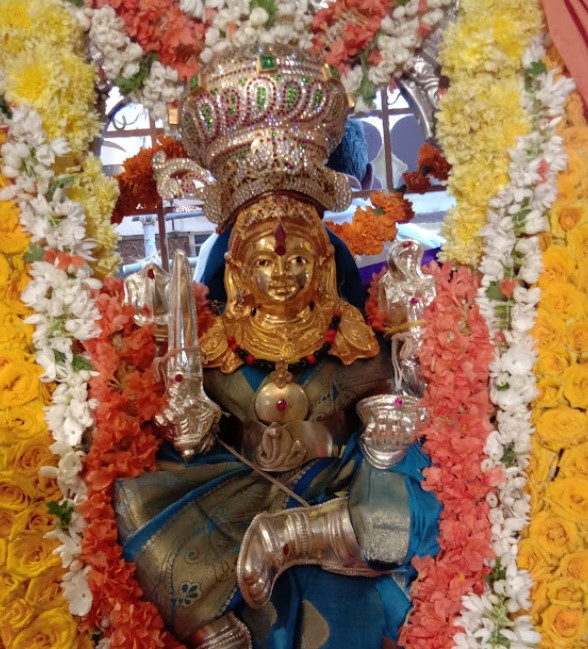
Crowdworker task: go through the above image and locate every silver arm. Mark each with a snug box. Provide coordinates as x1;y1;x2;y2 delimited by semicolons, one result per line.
154;250;221;460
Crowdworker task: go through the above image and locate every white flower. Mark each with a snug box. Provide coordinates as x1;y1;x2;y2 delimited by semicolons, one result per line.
249;7;269;27
61;561;93;616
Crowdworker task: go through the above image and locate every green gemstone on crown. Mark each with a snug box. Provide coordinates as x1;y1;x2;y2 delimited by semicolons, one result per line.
256;86;267;109
258;54;277;72
286;86;299;109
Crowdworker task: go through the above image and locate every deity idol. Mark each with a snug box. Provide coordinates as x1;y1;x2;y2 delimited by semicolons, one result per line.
118;45;441;649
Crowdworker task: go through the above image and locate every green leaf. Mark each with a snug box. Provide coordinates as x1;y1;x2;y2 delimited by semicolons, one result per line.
24;244;45;262
72;355;94;372
250;0;277;16
0;95;12;119
485;281;505;301
116;52;158;96
54;350;67;364
526;60;547;78
47;500;75;530
64;0;84;6
48;175;74;200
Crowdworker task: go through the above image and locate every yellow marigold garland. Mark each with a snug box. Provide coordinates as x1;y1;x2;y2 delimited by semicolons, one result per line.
522;66;588;647
1;0;120;278
437;0;541;266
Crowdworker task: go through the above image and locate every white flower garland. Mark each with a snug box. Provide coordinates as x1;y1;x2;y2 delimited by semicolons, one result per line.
0;103;99;618
82;5;184;127
454;37;575;649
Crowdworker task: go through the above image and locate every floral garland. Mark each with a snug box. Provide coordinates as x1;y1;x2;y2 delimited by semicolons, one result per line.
325;143;450;256
82;0;454;126
326;191;415;256
436;0;542;266
0;129;84;649
310;0;452;108
112;135;187;224
520;64;588;647
396;262;498;649
79;278;174;648
79;278;214;647
0;0;119;641
455;37;574;649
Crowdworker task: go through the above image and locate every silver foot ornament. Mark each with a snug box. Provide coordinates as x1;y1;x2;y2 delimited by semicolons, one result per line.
237;498;382;609
186;613;252;649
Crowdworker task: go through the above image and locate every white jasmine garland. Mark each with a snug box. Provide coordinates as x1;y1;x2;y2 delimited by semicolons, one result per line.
454;37;574;649
1;103;100;619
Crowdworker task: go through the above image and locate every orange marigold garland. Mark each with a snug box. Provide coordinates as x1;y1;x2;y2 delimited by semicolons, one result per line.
112;134;187;224
80;276;214;647
326;191;414;255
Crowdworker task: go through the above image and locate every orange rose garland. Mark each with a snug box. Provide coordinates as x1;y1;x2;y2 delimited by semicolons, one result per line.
523;80;588;647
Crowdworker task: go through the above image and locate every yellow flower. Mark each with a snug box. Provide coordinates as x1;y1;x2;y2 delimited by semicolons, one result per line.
538;245;577;288
0;507;14;537
0;200;29;254
528;511;580;557
25;566;66;611
567;320;588;362
562;363;588;409
0;402;47;441
0;571;19;605
534;405;588;450
533;376;564;408
559;441;588;480
30;474;61;502
549;200;588;238
0;354;41;408
546;477;588;523
540;604;587;646
0;471;34;511
540;281;586;321
534;349;570;379
527;438;558;483
6;533;60;578
518;538;556;578
9;501;57;541
0;597;35;646
0;302;34;350
532;310;568;352
9;434;55;474
12;608;79;649
560;551;588;581
568;223;588;262
546;578;588;609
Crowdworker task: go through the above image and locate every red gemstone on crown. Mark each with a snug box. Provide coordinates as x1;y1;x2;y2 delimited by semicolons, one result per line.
276;399;288;411
394;398;403;406
283;543;290;555
147;268;155;279
175;374;184;383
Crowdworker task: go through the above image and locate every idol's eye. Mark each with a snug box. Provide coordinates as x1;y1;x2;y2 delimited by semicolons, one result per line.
255;258;271;268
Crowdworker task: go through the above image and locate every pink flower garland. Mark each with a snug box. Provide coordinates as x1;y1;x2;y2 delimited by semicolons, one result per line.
399;263;501;648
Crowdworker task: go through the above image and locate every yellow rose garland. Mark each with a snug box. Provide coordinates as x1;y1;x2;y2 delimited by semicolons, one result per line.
437;0;541;266
523;66;588;647
0;0;119;645
0;192;86;647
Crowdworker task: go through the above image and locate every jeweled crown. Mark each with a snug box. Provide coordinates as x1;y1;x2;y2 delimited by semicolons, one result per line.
176;44;352;230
